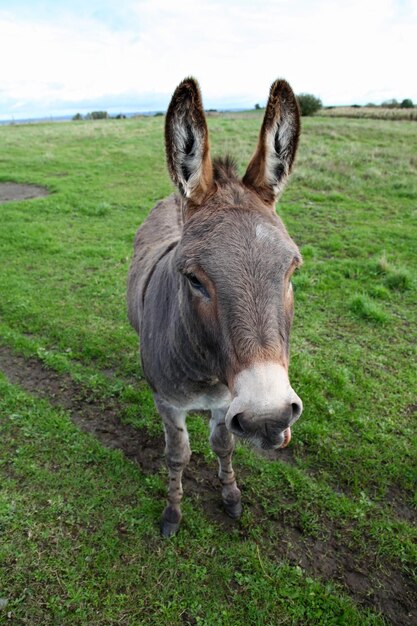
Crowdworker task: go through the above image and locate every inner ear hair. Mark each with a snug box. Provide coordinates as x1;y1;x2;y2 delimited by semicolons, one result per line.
165;78;213;205
243;79;300;206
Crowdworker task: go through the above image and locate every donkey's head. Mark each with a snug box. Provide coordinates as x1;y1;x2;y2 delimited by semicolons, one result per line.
166;78;303;450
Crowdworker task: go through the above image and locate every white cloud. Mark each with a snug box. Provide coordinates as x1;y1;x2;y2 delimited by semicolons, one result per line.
0;0;416;118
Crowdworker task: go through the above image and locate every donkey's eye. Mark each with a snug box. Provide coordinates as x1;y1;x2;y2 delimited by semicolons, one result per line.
186;273;210;299
187;273;202;288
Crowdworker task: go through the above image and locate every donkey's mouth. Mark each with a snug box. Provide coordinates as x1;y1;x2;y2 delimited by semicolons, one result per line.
226;408;292;450
275;427;292;449
258;427;292;451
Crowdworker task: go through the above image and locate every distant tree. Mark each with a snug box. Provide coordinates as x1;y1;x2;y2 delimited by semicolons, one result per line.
351;104;361;108
365;102;377;108
254;103;261;110
115;114;127;119
90;111;108;119
297;93;322;116
154;111;164;117
381;99;398;109
400;98;414;109
72;113;83;121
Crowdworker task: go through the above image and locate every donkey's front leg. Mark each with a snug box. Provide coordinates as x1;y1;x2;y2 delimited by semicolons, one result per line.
154;396;191;537
209;409;242;520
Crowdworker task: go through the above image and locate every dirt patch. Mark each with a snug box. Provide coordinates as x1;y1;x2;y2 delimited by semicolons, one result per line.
0;182;49;204
292;455;417;526
385;485;417;523
0;345;416;625
0;346;164;475
269;518;416;625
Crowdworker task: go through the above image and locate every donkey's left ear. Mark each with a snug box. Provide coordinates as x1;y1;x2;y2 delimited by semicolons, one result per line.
243;79;300;206
165;78;214;206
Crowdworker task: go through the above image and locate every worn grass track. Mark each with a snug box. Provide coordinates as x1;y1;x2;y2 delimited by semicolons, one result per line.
0;113;416;625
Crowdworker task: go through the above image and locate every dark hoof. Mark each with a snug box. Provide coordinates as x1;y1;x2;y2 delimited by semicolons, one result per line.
161;505;181;537
161;518;180;538
223;499;242;520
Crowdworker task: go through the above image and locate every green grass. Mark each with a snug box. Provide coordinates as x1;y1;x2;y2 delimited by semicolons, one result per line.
0;378;384;626
349;294;389;324
0;113;416;624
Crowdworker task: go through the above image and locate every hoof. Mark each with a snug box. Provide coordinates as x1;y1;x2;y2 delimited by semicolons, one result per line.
161;505;181;538
160;518;180;538
223;499;242;520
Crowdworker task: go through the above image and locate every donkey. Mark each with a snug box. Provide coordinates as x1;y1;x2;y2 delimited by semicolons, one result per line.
127;77;303;537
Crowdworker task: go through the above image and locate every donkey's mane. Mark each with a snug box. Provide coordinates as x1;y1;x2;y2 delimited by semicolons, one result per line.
212;155;239;185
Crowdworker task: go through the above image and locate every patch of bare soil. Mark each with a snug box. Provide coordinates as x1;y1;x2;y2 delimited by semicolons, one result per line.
0;346;164;475
0;182;49;204
0;345;416;625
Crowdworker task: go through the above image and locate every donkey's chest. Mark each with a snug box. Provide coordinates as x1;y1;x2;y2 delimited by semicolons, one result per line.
162;379;232;412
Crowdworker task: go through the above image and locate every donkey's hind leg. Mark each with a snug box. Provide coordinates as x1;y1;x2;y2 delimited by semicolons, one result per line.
154;395;191;537
209;409;242;520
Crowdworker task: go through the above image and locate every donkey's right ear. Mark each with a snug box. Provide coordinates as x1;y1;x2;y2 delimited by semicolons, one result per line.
165;78;214;206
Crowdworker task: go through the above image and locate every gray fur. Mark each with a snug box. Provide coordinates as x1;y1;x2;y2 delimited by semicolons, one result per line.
127;78;303;536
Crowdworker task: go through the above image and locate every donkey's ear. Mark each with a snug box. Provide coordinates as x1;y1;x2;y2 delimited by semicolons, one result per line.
243;79;300;206
165;78;214;205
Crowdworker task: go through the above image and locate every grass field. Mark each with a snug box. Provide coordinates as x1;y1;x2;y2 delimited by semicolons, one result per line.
317;106;417;121
0;112;416;625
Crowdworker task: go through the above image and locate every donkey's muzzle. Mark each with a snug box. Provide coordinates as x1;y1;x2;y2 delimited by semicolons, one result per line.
228;399;302;449
226;361;303;449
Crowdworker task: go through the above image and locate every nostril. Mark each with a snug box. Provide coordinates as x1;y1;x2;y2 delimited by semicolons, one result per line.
291;401;302;420
230;413;245;435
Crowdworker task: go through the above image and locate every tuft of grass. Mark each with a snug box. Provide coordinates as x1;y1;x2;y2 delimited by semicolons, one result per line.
384;268;412;291
377;253;413;291
377;252;391;274
368;285;391;300
349;294;389;324
300;244;317;259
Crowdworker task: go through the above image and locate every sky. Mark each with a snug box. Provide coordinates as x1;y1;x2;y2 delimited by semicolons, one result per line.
0;0;416;120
